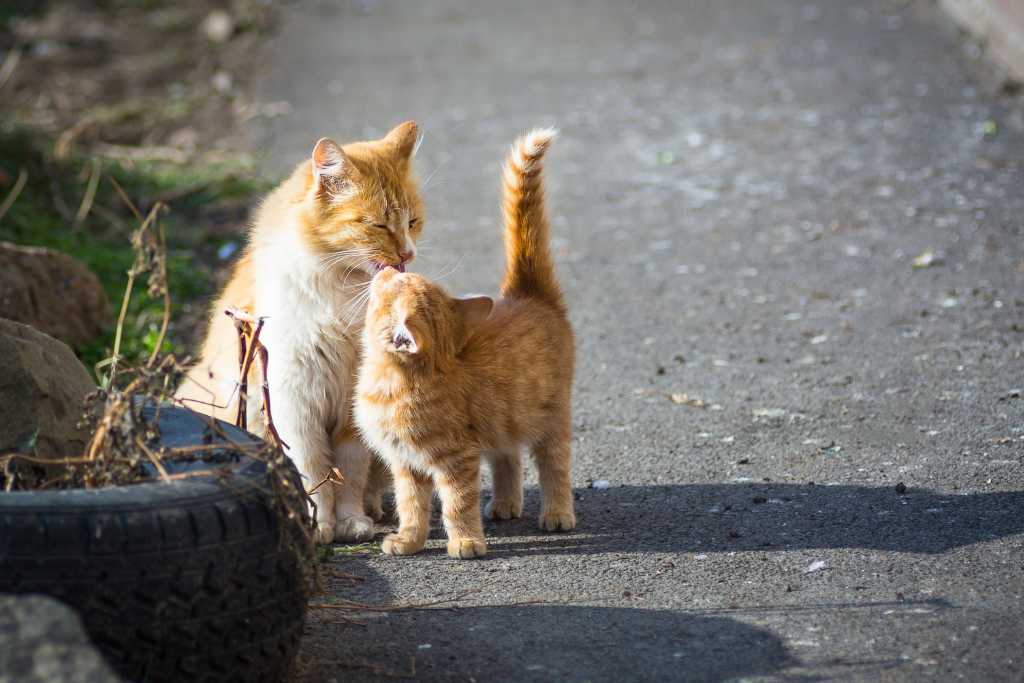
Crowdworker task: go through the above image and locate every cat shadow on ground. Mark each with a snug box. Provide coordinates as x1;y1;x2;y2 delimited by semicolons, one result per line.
299;482;1011;680
479;483;1024;557
299;590;800;682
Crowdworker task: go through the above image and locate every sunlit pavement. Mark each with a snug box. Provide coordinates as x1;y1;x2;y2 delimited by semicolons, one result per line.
250;2;1024;680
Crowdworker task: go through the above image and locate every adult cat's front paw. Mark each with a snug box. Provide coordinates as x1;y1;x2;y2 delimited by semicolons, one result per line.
539;509;576;532
447;538;487;559
485;498;523;521
381;533;426;556
334;514;375;542
314;521;336;545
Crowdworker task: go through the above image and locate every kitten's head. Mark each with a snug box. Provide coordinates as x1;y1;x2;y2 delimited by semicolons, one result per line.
364;268;493;362
301;121;424;274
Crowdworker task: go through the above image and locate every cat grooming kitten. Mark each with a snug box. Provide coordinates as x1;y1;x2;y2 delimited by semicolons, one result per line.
354;128;575;559
176;122;423;544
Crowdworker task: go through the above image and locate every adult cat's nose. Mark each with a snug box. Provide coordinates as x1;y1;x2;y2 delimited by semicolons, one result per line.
399;250;415;264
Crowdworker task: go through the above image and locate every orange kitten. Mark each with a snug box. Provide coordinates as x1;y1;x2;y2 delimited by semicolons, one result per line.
354;129;575;559
176;122;423;544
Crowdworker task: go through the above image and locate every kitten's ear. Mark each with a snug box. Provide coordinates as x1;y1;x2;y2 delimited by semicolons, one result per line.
311;137;354;197
383;121;419;160
454;296;494;329
392;320;419;354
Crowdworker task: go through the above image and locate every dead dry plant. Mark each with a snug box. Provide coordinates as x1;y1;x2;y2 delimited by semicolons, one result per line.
0;176;316;592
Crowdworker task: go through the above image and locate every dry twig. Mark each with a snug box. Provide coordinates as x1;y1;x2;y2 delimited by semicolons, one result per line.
332;657;416;680
309;589;482;614
0;48;20;91
225;307;289;449
0;168;28;224
73;159;101;229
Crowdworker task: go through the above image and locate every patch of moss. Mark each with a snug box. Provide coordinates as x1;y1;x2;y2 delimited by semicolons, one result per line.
0;125;268;375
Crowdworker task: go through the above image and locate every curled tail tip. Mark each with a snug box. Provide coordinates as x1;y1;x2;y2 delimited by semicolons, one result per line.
519;126;558;152
505;127;558;178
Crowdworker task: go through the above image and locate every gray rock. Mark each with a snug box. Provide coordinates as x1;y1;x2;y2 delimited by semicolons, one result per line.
0;318;95;458
0;242;110;348
0;595;122;683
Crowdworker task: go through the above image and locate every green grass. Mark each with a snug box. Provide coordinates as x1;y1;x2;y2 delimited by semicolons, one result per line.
0;124;268;377
333;542;382;556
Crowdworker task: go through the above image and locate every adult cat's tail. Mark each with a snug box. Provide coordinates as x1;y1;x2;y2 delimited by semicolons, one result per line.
500;128;563;309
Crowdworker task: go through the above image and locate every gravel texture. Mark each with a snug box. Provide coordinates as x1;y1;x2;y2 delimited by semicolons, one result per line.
249;1;1024;680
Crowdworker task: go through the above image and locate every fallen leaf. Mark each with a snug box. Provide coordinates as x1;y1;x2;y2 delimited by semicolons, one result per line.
669;393;706;408
911;250;943;269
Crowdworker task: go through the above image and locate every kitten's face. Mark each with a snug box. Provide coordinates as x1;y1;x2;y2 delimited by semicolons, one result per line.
365;268;492;361
302;121;424;275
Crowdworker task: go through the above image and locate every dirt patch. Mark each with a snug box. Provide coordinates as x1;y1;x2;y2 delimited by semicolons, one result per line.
0;1;285;363
1;0;276;162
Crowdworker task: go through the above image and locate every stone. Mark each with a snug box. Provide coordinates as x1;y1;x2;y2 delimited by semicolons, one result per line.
201;9;234;43
0;595;123;683
0;318;95;458
941;0;1024;82
0;242;111;348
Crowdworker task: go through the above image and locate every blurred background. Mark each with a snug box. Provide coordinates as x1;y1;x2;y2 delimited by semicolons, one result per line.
0;0;282;370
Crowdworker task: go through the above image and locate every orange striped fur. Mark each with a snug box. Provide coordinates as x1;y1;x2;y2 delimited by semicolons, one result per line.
354;129;575;559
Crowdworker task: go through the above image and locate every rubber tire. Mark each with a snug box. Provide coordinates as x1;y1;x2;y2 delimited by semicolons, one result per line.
0;406;307;683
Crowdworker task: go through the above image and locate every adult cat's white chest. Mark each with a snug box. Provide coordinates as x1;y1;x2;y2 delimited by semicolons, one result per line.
253;235;367;433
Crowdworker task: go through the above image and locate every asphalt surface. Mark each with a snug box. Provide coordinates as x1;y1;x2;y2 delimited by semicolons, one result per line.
246;2;1024;681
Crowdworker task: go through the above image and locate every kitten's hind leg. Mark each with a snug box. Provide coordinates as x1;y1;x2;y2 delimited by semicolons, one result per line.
381;465;432;556
331;436;376;542
435;456;487;559
532;425;576;532
484;447;523;521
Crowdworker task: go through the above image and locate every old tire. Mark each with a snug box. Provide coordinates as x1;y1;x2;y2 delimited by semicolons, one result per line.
0;405;308;683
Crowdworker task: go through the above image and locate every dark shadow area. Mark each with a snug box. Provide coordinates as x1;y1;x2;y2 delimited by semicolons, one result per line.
476;484;1024;556
298;602;796;682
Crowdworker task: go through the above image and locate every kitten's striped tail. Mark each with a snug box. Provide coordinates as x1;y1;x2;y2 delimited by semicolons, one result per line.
499;128;563;309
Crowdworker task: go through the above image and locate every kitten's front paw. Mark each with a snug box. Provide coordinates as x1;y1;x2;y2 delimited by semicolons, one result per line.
381;533;425;556
485;498;523;521
538;510;576;532
447;538;487;559
334;514;375;542
314;522;336;545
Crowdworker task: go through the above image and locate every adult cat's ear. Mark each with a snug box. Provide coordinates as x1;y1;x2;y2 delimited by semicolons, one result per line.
454;296;494;329
311;137;354;197
384;121;419;160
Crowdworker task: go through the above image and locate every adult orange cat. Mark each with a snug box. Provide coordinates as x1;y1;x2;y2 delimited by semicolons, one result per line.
176;122;423;544
354;128;575;559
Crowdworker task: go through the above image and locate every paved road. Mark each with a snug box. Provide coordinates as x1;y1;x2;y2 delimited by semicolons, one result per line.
247;1;1024;680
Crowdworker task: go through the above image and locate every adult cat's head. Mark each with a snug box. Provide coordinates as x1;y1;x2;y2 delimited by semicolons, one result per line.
299;121;424;275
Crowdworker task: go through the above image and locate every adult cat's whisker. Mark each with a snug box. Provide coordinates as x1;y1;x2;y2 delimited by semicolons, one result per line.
320;249;373;270
339;260;376;290
421;156;449;190
318;252;367;274
428;255;465;283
